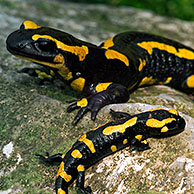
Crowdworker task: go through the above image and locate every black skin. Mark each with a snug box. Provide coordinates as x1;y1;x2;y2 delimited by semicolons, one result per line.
6;21;194;124
36;109;185;194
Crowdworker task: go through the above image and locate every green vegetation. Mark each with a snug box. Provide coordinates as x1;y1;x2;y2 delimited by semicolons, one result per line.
70;0;194;21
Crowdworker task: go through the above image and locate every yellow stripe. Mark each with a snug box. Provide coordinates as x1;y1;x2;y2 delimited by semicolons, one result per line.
32;34;88;61
103;117;137;135
79;134;96;153
105;49;129;66
146;118;176;128
15;55;64;69
137;41;194;60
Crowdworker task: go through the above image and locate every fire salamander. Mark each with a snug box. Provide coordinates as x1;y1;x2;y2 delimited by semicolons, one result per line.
36;108;185;194
6;20;194;124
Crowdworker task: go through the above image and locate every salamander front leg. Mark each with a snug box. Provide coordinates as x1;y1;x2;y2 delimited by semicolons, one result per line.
67;83;129;125
76;165;92;194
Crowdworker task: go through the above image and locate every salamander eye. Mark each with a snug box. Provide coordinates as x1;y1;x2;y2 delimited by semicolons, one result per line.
35;39;56;52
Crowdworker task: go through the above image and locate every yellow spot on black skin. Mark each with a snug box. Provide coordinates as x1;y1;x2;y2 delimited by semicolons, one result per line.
123;139;128;144
135;135;143;141
71;149;83;158
70;77;85;92
96;82;112;93
23;20;40;30
186;75;194;88
57;188;66;194
32;34;89;61
137;41;194;60
56;162;72;182
138;76;155;87
101;36;114;49
105;49;129;67
77;98;88;108
54;53;65;64
111;145;117;152
138;58;146;71
146;118;176;128
141;140;148;144
161;126;168;133
77;165;85;172
103;117;137;135
79;134;96;153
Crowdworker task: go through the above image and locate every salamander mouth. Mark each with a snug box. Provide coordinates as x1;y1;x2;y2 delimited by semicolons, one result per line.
15;54;65;69
6;43;64;69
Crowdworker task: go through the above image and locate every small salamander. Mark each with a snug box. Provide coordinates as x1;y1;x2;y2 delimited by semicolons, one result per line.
6;21;194;124
37;108;185;194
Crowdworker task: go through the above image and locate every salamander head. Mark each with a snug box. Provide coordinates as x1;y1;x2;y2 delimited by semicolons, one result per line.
144;108;185;138
6;20;81;70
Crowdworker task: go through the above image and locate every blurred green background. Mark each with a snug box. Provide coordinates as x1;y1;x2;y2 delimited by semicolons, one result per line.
70;0;194;21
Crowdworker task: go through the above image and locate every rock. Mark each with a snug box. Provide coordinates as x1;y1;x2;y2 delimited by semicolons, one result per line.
0;0;194;193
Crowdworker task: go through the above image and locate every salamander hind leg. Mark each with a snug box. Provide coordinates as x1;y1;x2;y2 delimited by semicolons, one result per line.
76;165;92;194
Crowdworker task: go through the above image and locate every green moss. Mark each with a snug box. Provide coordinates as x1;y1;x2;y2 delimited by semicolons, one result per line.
0;0;17;9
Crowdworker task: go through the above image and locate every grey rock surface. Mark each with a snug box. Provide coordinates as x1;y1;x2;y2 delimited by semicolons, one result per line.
0;0;194;193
